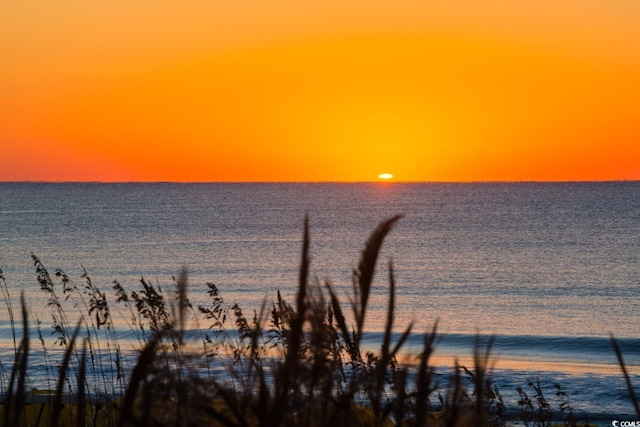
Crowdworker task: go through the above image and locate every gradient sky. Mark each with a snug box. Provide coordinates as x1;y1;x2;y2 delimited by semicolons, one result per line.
1;1;639;182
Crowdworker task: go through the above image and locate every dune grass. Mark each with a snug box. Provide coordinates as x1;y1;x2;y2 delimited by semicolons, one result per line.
0;216;637;426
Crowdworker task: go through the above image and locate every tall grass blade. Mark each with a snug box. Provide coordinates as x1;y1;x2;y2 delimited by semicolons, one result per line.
390;325;413;363
387;264;414;357
416;323;438;427
443;362;466;427
381;261;396;360
298;214;310;315
612;335;640;418
52;319;83;427
4;294;29;427
274;215;311;425
352;215;403;346
118;336;158;427
472;335;495;427
0;269;17;355
174;266;189;342
4;340;27;427
326;283;355;357
77;339;88;427
288;214;310;364
372;261;397;419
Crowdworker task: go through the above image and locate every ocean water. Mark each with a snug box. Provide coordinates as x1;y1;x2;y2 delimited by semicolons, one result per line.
0;182;638;423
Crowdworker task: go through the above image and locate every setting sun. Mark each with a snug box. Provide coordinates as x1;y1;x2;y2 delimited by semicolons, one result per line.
378;173;394;180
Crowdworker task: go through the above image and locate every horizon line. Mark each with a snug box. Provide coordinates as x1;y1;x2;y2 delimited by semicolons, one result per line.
1;179;638;185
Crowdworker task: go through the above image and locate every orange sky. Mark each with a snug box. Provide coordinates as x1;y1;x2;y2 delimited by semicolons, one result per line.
1;0;639;182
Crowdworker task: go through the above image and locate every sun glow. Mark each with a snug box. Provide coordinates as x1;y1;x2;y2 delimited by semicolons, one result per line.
378;173;393;180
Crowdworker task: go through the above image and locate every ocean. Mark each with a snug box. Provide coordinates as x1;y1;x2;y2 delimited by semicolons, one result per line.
0;182;638;423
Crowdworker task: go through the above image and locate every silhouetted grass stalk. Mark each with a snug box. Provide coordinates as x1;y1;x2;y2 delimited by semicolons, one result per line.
612;335;640;418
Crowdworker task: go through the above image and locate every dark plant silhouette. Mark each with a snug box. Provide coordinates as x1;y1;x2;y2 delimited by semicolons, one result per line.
0;216;628;426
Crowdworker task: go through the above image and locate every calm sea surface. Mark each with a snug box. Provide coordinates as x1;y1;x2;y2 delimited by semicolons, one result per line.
0;182;638;422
